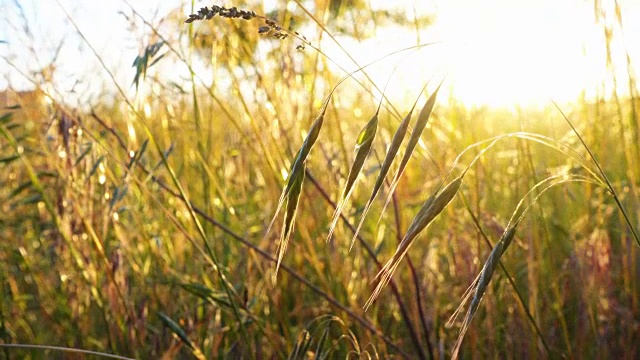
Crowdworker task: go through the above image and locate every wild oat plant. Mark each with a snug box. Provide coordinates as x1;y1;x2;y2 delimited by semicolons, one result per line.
1;1;639;359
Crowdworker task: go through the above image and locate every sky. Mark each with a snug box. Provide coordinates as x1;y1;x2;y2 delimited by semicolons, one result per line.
1;0;639;109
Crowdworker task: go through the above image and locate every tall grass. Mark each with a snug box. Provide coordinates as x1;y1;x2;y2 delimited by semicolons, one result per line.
1;0;639;359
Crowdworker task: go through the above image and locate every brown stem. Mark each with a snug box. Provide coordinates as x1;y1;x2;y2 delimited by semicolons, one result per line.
391;192;435;360
305;171;427;360
86;114;411;358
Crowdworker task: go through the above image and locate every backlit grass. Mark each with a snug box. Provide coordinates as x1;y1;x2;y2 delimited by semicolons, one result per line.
1;1;639;359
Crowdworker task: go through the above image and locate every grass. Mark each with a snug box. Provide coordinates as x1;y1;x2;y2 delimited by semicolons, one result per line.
1;1;639;359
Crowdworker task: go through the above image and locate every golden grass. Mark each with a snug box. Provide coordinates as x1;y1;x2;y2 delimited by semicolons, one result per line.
1;1;639;359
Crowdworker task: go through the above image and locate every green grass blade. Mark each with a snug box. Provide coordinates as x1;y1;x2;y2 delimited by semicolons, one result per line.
0;154;20;164
0;113;13;124
157;312;206;360
180;283;232;307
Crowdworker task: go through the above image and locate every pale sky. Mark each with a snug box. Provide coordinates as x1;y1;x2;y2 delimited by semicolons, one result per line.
1;0;638;108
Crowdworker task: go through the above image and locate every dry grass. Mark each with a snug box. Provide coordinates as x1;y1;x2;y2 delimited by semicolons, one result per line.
1;1;639;359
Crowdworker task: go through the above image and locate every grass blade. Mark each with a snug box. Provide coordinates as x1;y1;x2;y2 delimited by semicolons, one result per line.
131;41;164;90
0;154;20;164
157;312;206;360
180;283;232;308
0;113;13;124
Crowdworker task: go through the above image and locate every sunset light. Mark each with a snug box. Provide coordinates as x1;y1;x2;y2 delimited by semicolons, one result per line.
2;0;638;108
2;1;639;358
318;0;640;108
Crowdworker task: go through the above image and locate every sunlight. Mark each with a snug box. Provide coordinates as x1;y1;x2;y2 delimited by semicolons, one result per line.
432;0;603;108
323;0;639;109
1;0;637;109
2;1;639;357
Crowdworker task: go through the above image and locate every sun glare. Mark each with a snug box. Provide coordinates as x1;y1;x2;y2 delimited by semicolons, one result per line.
323;0;639;109
433;1;604;108
1;0;637;110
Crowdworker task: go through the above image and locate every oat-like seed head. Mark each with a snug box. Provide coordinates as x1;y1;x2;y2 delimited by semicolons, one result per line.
185;6;306;50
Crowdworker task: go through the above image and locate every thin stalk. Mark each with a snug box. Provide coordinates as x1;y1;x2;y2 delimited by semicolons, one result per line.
458;193;552;355
391;192;435;359
158;178;410;358
53;0;252;350
552;101;640;247
85;115;411;358
292;0;404;119
0;344;134;360
0;281;9;360
305;171;427;360
1;124;133;335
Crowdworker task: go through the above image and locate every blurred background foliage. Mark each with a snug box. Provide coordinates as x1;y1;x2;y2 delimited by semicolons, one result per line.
0;0;638;358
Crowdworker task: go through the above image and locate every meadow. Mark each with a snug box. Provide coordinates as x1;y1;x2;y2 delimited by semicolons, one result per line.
1;1;639;359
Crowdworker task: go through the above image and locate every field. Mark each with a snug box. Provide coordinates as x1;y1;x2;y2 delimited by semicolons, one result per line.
1;1;639;359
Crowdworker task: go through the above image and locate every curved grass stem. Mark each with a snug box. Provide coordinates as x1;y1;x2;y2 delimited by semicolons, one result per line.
552;100;640;247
